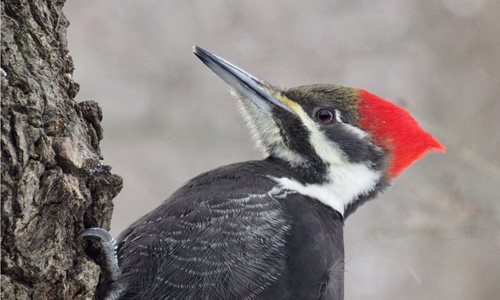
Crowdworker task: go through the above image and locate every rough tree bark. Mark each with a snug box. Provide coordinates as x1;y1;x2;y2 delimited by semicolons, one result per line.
1;1;122;299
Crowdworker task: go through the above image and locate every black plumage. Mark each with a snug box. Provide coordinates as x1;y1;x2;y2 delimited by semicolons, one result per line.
79;47;430;300
114;158;344;299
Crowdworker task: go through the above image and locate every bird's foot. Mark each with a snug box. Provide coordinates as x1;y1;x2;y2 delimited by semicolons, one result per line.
79;227;122;281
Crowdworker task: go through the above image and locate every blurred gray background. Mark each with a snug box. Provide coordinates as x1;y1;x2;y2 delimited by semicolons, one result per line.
65;1;500;299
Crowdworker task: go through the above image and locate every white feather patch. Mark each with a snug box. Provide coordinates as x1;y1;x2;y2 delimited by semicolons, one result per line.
271;164;380;215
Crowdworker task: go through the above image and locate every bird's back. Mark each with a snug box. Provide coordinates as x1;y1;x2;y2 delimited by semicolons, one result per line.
114;160;344;300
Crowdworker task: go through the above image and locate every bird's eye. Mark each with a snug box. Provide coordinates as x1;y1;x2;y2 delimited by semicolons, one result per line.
316;109;335;124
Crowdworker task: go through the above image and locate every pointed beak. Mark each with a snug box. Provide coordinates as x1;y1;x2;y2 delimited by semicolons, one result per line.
193;46;293;114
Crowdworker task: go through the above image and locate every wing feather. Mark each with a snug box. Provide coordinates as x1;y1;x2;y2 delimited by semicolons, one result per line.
116;185;290;300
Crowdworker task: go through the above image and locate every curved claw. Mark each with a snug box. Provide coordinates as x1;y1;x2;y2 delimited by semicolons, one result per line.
79;227;122;282
79;227;113;242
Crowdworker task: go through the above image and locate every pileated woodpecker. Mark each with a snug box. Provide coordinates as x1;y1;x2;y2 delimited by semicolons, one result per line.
81;47;445;300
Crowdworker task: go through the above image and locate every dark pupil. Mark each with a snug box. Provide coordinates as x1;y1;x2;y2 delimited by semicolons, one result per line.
317;109;334;123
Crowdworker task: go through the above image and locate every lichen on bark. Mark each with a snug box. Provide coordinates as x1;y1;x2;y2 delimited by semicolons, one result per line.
1;1;122;299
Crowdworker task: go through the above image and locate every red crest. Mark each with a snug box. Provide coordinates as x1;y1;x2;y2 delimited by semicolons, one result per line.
357;89;445;178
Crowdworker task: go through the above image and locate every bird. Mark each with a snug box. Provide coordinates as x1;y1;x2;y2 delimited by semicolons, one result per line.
80;46;445;300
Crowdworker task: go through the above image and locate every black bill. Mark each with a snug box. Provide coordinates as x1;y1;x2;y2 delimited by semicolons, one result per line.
193;46;293;113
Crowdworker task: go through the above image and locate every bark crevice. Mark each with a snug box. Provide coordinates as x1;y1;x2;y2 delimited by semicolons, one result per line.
1;1;122;299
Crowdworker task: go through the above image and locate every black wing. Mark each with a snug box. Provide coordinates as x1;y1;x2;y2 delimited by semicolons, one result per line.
116;171;290;300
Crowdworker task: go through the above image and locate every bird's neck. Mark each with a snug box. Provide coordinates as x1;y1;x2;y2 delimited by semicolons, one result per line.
264;156;327;184
265;155;385;217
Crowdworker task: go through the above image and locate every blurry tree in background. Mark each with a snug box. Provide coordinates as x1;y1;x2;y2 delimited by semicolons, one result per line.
1;1;121;299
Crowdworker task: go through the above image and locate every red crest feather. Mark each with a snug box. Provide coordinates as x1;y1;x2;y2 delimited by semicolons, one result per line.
357;89;445;178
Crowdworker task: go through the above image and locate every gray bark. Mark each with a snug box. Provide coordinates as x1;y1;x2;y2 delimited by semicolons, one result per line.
1;1;122;299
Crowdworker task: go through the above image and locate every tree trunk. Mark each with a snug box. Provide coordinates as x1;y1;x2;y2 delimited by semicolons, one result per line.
1;1;122;299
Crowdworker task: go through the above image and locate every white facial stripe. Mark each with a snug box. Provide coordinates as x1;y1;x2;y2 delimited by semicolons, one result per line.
335;109;342;123
274;100;380;214
292;104;346;165
342;123;369;139
271;163;380;215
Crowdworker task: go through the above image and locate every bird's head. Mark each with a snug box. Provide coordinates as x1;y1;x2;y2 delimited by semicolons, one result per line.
194;46;445;215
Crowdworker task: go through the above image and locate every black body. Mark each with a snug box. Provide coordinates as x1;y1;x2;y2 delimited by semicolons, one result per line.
87;47;392;300
79;47;439;300
115;158;344;300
